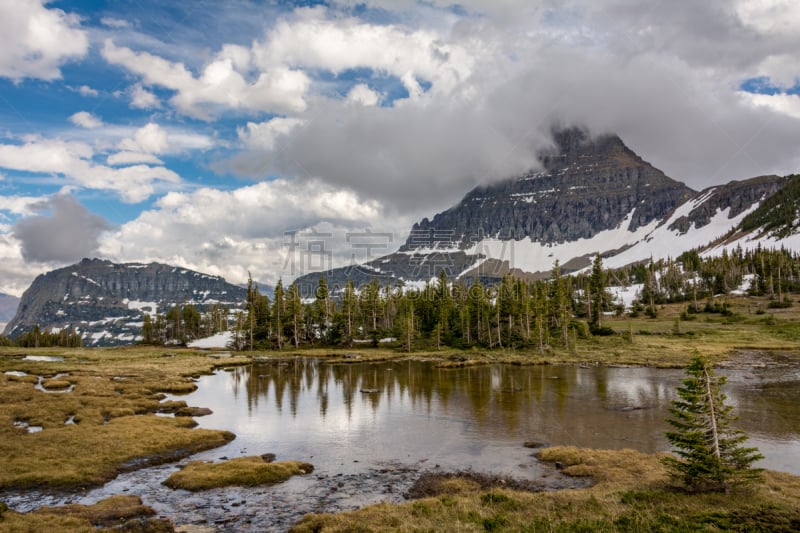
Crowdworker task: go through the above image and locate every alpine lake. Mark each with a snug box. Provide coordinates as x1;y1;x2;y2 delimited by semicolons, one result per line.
5;353;799;532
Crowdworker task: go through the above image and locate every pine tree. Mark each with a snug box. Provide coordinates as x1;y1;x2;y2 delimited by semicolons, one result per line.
662;356;763;492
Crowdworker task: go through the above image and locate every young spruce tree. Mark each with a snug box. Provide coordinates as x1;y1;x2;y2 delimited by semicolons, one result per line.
663;356;763;492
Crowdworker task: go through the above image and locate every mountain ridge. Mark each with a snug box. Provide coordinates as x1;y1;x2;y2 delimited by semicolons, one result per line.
4;258;247;346
295;129;799;292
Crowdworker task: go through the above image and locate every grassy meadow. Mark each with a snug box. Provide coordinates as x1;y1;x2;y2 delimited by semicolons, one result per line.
0;294;799;530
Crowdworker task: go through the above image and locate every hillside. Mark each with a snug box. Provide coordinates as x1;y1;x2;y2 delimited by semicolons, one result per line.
3;258;247;346
296;129;792;292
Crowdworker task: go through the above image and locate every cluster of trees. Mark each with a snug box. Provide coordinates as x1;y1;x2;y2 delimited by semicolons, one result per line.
9;325;83;348
619;246;799;315
4;245;796;350
230;246;800;351
140;303;233;345
232;256;616;351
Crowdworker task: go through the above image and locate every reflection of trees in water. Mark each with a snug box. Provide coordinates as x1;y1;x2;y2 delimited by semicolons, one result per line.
221;361;797;452
725;379;800;438
234;360;580;434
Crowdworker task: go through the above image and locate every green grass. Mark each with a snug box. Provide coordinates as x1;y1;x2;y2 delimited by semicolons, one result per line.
163;456;314;491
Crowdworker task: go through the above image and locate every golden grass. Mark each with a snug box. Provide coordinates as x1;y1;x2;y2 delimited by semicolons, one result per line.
163;456;313;491
291;446;800;532
0;495;171;532
0;346;246;490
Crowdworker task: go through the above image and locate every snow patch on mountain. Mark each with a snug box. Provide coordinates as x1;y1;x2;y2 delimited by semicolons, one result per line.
464;210;658;274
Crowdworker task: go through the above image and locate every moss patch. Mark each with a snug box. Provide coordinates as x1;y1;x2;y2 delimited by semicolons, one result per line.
164;456;313;491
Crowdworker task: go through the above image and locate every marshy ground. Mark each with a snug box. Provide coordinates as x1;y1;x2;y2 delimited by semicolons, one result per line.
1;295;799;531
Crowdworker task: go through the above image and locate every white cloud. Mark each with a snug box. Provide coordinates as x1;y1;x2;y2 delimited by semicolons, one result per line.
0;0;88;80
119;123;169;154
346;84;381;106
237;117;305;151
102;39;311;119
99;179;412;287
115;122;215;158
252;9;475;98
78;85;98;97
107;151;164;166
0;138;181;203
742;92;800;120
129;83;160;109
735;0;800;35
0;194;46;216
69;111;103;129
100;16;131;29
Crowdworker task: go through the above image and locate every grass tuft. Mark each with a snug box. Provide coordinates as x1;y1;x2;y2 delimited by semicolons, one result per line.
163;456;313;491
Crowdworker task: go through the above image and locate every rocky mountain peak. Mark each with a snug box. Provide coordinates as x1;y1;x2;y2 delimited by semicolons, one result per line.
3;258;247;346
400;126;695;251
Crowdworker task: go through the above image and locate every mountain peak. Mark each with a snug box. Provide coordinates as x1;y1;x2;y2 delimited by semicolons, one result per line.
3;259;247;345
399;128;694;250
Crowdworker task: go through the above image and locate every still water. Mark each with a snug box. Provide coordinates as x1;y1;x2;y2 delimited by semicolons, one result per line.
187;359;800;476
7;359;798;531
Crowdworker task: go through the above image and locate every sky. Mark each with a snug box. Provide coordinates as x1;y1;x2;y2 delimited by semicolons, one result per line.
0;0;799;296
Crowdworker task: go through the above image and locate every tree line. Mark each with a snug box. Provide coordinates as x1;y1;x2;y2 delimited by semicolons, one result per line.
2;244;795;349
226;245;800;352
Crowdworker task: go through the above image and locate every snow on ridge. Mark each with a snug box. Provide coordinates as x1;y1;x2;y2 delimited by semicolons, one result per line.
705;226;800;258
188;331;233;349
465;209;656;275
604;202;760;270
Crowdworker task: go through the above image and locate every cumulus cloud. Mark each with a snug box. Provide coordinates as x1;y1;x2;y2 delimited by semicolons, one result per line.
251;8;475;97
237;117;305;151
129;83;160;109
107;151;164;166
0;138;181;202
77;85;98;97
112;123;215;166
12;194;112;263
0;0;88;80
101;39;311;120
119;123;169;154
211;1;800;211
69;111;103;129
98;179;414;286
346;84;381;106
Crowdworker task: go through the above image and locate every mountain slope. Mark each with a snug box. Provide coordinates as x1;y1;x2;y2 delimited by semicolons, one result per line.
403;127;695;249
0;293;20;331
4;258;247;346
295;130;795;291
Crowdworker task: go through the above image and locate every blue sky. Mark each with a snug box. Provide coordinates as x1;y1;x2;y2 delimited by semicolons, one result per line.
0;0;799;295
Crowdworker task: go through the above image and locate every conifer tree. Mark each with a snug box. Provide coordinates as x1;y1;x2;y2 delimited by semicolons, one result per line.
663;356;763;492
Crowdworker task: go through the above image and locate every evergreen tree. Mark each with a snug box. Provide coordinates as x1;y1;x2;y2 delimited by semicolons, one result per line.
590;254;608;329
662;356;763;492
141;314;155;344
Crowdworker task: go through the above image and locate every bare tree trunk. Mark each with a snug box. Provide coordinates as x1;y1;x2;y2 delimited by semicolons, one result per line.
704;367;721;460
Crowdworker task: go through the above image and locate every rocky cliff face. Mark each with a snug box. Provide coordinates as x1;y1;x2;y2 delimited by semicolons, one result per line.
668;175;787;234
294;128;799;291
3;258;247;345
401;128;695;249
